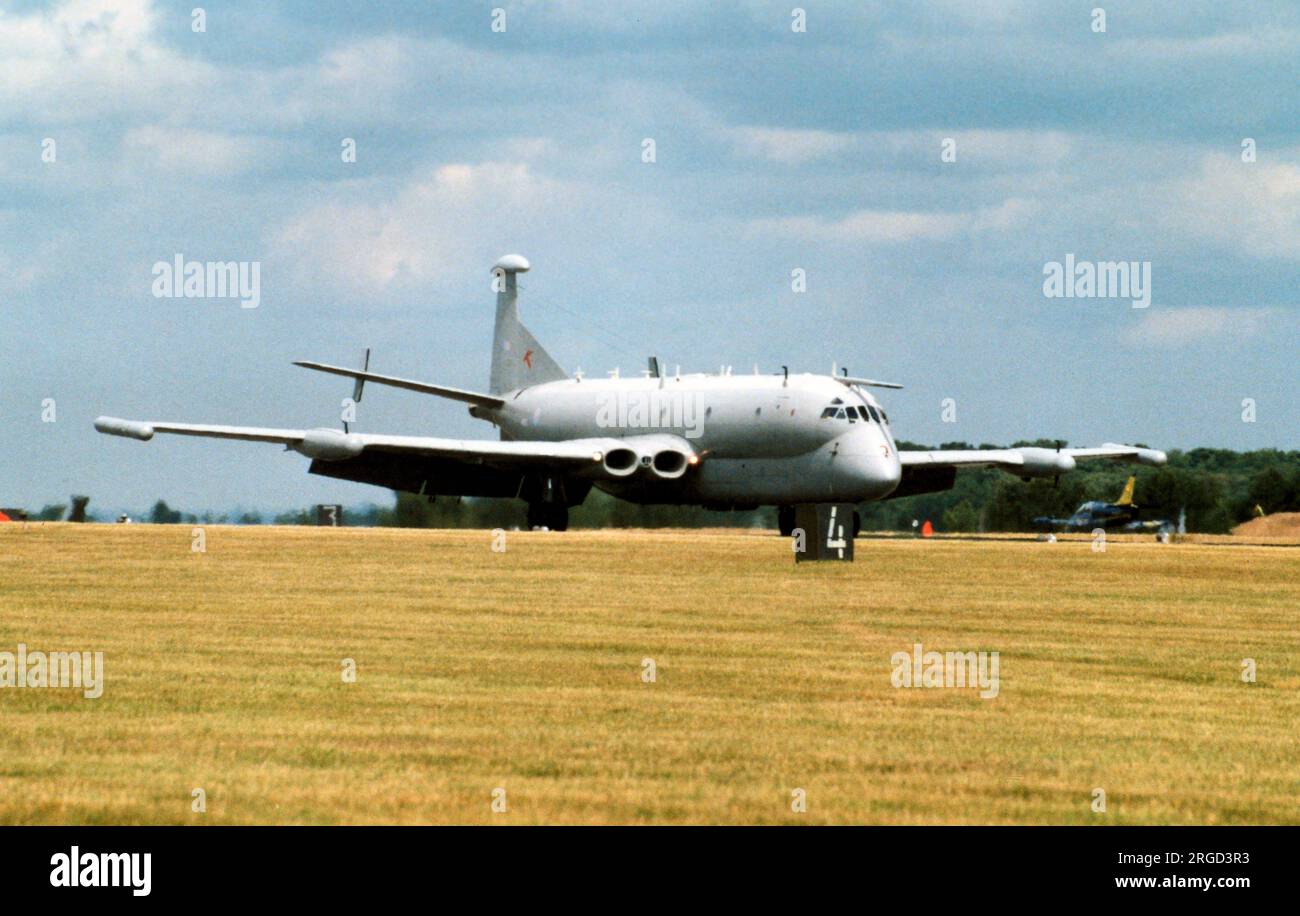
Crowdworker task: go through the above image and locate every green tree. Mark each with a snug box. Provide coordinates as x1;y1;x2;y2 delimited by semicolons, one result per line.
148;500;182;524
941;500;979;532
1247;467;1295;514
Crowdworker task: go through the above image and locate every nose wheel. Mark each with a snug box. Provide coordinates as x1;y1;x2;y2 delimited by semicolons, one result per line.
526;503;569;531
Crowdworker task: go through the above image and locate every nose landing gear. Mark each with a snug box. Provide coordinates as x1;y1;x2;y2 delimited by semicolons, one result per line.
526;502;569;531
522;474;575;531
777;506;795;537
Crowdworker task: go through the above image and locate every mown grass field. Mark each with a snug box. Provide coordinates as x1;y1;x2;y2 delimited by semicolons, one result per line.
1;523;1297;825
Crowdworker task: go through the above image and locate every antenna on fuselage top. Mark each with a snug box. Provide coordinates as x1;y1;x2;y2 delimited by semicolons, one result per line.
781;365;788;387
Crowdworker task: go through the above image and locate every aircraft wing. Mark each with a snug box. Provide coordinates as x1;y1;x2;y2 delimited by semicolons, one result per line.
93;416;610;468
898;442;1166;477
899;449;1029;470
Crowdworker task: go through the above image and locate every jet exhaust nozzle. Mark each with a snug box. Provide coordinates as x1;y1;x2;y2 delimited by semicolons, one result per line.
650;449;690;480
602;447;639;477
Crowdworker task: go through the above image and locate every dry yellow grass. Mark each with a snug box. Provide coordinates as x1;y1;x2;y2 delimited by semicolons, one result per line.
0;523;1297;825
1234;512;1300;539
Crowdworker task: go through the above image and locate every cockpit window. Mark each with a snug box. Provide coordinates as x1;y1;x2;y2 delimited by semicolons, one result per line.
879;409;890;425
823;403;874;422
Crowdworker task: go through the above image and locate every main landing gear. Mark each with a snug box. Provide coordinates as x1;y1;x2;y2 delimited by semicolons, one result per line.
526;503;569;531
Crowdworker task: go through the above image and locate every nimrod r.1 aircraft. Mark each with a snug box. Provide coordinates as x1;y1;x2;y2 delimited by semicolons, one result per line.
96;255;1167;532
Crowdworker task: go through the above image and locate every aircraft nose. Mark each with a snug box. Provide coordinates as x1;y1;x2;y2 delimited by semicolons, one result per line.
838;433;901;499
853;453;901;500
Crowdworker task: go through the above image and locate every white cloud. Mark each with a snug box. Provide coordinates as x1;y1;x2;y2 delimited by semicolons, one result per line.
727;127;854;164
745;198;1035;243
749;209;964;242
724;126;1072;168
0;0;213;121
1111;30;1300;59
122;127;266;176
1122;306;1279;348
1166;153;1300;260
269;162;586;295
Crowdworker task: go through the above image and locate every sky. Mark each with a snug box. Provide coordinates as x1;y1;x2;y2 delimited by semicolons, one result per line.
2;0;1297;515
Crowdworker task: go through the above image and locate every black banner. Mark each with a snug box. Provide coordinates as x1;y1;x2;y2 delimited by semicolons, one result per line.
0;826;1283;902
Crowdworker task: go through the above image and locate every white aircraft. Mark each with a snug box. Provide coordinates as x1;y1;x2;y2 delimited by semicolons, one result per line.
96;254;1166;533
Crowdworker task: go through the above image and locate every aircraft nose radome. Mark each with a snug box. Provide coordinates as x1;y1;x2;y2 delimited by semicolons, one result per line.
841;451;900;500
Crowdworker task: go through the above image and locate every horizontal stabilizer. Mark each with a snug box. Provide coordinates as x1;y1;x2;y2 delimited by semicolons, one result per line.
293;361;505;409
837;375;904;390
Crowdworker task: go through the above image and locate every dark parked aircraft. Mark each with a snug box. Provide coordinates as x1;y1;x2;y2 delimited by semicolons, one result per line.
1033;477;1172;533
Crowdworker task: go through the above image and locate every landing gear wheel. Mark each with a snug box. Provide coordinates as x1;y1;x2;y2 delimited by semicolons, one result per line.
777;506;795;537
526;503;569;531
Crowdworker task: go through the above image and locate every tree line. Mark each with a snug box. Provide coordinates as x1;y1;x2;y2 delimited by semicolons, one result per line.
38;445;1298;534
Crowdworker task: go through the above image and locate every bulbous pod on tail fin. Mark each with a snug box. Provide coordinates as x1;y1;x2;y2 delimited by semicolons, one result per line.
489;255;567;394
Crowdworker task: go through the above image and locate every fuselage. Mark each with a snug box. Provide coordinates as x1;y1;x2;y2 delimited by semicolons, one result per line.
477;372;902;508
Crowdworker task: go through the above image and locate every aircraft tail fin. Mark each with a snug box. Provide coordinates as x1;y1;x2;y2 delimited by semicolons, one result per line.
1116;475;1137;506
489;255;567;394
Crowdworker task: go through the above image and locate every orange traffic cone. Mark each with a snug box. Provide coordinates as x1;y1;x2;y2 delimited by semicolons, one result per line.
921;520;933;538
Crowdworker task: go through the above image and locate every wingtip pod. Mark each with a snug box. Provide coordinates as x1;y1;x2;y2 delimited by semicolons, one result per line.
1103;442;1167;466
94;416;155;441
